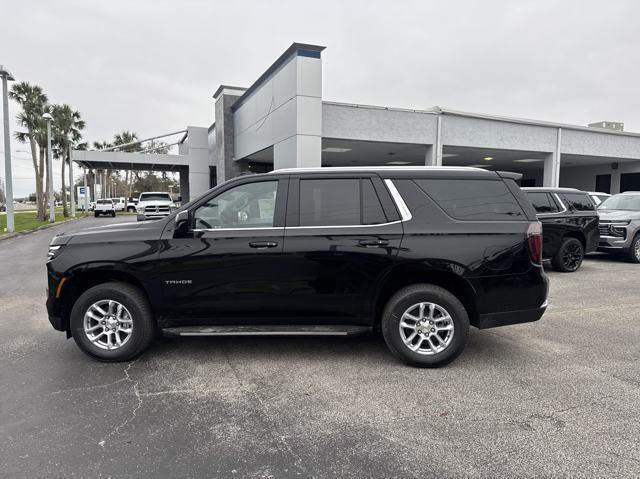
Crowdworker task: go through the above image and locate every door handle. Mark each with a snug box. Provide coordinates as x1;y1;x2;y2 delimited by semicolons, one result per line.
359;239;390;247
249;241;278;249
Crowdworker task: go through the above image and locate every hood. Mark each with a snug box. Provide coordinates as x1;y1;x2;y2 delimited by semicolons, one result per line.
50;219;166;246
139;200;174;206
598;209;640;221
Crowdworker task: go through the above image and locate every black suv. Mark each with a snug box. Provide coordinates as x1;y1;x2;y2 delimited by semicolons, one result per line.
522;187;599;272
46;167;548;367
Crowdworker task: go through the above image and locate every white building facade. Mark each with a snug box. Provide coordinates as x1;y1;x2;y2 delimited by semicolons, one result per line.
209;43;640;195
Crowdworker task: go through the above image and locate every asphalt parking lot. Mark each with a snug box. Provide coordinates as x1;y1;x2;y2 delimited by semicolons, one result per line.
1;216;639;478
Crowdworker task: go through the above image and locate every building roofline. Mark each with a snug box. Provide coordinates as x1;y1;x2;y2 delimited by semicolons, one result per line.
323;101;640;138
231;42;326;112
213;85;247;100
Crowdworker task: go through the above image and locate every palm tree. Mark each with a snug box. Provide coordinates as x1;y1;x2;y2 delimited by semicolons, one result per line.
52;105;85;217
112;131;141;207
9;82;49;220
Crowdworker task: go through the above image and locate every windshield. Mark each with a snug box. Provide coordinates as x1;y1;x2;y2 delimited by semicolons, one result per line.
598;194;640;211
140;193;171;202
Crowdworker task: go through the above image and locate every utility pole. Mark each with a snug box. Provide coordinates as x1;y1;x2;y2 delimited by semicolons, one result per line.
83;168;88;212
43;112;54;223
1;65;15;233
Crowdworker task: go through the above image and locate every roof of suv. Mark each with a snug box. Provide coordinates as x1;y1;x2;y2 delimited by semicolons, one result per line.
521;187;584;194
270;166;504;179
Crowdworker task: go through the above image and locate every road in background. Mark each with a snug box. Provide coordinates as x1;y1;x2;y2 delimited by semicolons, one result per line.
1;216;639;478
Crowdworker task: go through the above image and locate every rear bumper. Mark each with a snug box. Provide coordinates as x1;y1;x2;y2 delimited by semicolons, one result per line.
476;302;547;329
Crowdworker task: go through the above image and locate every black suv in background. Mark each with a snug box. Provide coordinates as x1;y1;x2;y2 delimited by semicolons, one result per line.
46;167;548;367
522;187;599;272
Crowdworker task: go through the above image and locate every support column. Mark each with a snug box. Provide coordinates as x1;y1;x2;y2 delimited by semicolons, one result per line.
186;126;210;201
425;115;442;166
179;168;190;204
213;87;247;185
543;128;562;187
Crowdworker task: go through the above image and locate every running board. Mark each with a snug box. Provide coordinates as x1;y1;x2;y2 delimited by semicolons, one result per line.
163;325;371;337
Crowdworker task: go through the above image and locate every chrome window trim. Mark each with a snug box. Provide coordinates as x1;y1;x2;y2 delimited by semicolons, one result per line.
191;226;284;233
286;221;402;230
384;179;413;222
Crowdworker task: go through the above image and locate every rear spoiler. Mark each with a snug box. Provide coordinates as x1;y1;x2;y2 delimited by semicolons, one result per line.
496;171;523;182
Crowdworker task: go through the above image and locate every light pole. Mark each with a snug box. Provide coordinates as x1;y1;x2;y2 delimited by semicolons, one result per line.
1;65;15;233
42;112;54;223
68;147;75;217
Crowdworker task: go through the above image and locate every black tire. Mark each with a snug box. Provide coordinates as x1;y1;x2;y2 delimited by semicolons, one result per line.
628;234;640;264
551;237;584;272
381;284;469;368
127;206;136;213
94;211;99;217
70;282;155;361
111;211;116;217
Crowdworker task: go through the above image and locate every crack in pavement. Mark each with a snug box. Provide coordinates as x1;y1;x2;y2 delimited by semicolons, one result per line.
97;359;142;448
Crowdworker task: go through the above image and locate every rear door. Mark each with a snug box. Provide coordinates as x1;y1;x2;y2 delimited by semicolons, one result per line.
279;174;403;325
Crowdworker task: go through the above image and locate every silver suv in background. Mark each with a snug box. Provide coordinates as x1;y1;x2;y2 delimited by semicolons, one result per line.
597;191;640;263
136;192;176;221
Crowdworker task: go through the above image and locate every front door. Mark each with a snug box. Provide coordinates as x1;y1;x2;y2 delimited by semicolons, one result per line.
157;178;288;325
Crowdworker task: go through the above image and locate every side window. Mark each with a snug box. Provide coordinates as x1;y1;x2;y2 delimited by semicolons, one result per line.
193;181;278;229
300;179;360;226
562;193;595;212
415;179;525;221
362;179;387;225
526;192;559;213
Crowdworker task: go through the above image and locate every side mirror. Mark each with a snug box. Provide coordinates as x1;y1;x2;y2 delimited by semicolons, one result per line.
175;210;189;233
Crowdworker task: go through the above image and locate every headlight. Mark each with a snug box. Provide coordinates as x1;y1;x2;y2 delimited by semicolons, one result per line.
48;245;64;260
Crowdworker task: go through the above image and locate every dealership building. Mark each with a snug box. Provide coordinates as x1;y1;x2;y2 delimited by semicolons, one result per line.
76;42;640;202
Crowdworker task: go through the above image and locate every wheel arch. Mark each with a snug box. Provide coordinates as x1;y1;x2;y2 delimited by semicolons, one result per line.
59;268;153;335
563;230;586;249
372;264;479;328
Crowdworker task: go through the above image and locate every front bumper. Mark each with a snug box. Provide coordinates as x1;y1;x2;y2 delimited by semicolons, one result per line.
476;302;547;329
597;234;631;253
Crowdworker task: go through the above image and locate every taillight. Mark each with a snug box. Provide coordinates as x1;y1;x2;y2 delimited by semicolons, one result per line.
527;222;543;264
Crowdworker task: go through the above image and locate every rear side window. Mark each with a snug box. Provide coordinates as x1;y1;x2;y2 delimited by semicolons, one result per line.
299;178;388;226
526;192;559;213
562;193;595;212
415;179;525;221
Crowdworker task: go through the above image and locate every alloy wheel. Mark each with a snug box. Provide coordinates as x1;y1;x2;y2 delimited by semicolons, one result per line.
83;300;133;350
398;302;455;355
562;243;582;271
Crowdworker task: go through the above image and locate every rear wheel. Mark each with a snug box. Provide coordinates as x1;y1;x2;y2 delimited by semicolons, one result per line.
381;284;469;367
628;234;640;263
111;211;116;217
70;282;155;361
94;211;99;217
552;237;584;272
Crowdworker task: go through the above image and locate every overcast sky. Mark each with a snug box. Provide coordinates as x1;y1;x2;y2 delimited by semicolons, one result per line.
2;0;639;196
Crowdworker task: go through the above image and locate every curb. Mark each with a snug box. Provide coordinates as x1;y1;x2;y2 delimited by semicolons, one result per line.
0;215;89;242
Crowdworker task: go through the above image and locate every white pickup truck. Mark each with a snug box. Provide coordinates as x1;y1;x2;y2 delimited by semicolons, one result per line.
94;199;116;217
136;192;177;221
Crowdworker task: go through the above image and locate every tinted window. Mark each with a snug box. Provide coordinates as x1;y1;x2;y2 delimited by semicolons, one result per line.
362;179;387;225
562;193;595;212
300;179;360;226
415;179;525;221
194;181;278;229
140;193;171;202
526;192;559;213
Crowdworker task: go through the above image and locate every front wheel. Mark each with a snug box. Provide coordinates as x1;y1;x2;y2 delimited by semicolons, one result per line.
552;237;584;272
381;284;469;367
628;234;640;264
70;282;155;361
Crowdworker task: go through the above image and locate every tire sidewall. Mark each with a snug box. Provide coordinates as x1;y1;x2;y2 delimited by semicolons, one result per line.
70;283;153;361
629;235;640;264
382;285;469;367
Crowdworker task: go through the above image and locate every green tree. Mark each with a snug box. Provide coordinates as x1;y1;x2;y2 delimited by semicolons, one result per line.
9;82;49;220
52;104;85;217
